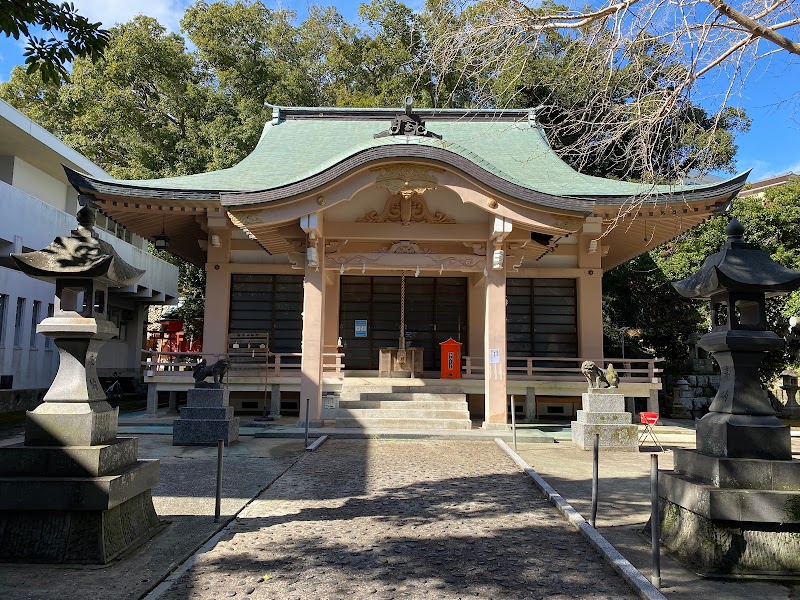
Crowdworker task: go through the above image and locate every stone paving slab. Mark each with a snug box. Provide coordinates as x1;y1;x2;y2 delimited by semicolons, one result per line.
0;436;305;600
158;440;636;600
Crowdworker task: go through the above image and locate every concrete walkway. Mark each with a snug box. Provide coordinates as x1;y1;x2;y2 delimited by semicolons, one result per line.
157;440;636;600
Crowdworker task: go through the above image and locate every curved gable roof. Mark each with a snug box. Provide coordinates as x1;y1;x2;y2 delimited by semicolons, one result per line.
65;105;748;211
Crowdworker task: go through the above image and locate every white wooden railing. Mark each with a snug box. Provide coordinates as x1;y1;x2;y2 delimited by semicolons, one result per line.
143;350;657;383
462;356;662;382
141;350;346;378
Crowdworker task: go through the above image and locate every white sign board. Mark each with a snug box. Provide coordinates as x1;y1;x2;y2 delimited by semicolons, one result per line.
489;348;501;364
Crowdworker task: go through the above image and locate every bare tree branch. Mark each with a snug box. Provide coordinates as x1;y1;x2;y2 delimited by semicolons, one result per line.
707;0;800;54
423;0;798;187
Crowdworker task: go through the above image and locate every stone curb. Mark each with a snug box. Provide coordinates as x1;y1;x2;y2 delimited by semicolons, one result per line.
495;438;667;600
141;525;232;600
306;434;328;451
140;452;306;600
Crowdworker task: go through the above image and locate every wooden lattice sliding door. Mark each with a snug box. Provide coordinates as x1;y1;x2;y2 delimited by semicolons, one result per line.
228;274;304;356
339;276;468;371
506;278;578;359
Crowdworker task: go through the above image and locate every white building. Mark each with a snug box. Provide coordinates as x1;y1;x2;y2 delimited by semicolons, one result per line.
0;99;178;412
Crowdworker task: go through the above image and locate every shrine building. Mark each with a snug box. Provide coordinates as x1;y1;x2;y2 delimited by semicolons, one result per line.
63;102;748;428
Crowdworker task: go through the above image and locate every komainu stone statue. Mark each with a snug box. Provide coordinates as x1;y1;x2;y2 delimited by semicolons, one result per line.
192;358;230;387
581;360;612;389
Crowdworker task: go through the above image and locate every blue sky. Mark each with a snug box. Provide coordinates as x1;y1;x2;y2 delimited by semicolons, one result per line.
1;0;798;181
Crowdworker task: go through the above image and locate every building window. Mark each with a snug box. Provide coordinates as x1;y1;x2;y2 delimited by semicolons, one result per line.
0;294;7;346
45;303;54;349
108;306;132;342
14;297;25;347
30;300;41;348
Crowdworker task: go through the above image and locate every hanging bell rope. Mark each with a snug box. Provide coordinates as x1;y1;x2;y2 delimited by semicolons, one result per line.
399;272;406;350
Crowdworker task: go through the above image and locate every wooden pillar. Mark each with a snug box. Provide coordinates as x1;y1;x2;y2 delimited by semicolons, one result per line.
483;258;507;428
468;273;485;360
577;274;603;359
299;235;325;426
324;272;340;352
202;216;232;358
577;217;604;360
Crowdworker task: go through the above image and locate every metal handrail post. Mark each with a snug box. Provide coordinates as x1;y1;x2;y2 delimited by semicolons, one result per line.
511;395;517;450
214;439;224;523
651;453;661;588
304;398;310;449
591;433;599;528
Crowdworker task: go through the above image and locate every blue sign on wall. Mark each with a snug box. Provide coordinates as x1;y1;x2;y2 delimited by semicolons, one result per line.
354;319;368;338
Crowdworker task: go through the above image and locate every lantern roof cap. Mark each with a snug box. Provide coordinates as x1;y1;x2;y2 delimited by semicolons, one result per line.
672;218;800;299
11;206;144;287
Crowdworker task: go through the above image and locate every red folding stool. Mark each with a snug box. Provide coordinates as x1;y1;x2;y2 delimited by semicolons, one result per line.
638;412;664;451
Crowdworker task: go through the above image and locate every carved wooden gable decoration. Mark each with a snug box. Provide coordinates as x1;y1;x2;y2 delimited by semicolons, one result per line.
357;193;456;227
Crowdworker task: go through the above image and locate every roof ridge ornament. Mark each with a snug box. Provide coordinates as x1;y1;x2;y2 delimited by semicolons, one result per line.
374;96;442;140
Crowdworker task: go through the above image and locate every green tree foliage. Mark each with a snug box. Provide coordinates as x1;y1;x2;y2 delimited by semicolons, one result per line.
602;253;704;370
0;0;109;84
454;1;750;181
0;0;754;350
605;179;800;377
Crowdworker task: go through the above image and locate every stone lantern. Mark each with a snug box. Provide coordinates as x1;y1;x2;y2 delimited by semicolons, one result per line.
672;218;800;459
0;204;161;564
657;218;800;575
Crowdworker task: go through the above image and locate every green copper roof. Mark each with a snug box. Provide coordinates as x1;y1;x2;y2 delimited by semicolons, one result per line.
65;106;748;207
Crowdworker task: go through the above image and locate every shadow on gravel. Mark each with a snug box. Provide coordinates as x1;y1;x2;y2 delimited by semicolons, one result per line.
163;467;634;600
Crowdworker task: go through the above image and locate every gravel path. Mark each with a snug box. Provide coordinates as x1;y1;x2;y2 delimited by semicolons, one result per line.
160;439;635;600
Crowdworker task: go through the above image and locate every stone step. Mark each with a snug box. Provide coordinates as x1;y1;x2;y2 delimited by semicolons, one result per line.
341;392;466;402
334;417;472;430
338;399;468;410
337;408;471;420
341;385;466;395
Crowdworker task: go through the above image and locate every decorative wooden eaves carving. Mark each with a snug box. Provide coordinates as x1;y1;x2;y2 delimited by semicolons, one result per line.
379;240;431;254
463;243;487;256
357;192;455;228
373;165;442;196
327;252;486;272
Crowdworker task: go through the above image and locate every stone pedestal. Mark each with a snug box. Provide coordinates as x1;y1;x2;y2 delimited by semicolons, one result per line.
659;446;800;575
173;387;239;446
571;390;637;451
658;329;800;574
0;399;161;564
0;323;161;564
0;433;161;563
0;206;162;564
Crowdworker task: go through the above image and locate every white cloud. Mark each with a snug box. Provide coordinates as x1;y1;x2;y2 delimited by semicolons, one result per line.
749;158;800;182
71;0;192;32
